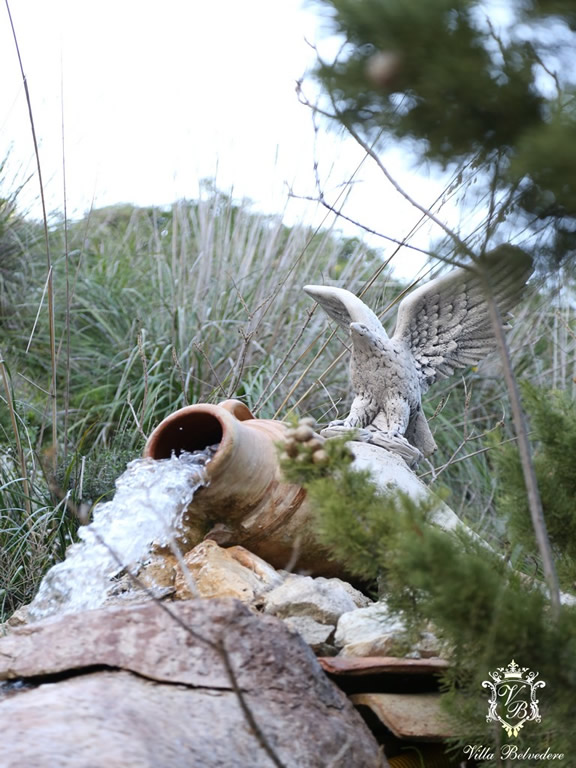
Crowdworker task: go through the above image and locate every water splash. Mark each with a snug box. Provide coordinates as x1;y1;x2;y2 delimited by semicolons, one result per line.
28;449;216;621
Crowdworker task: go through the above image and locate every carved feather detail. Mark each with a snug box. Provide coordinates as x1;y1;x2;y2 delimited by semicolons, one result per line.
304;248;532;459
393;251;533;391
303;285;386;337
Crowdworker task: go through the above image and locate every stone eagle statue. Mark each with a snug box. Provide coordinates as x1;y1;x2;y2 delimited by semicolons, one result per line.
304;250;532;461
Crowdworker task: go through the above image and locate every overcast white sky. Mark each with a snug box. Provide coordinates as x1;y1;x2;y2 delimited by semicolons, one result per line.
0;0;454;277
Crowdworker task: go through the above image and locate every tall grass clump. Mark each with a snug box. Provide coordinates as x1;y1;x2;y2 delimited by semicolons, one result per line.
1;173;575;620
0;182;391;619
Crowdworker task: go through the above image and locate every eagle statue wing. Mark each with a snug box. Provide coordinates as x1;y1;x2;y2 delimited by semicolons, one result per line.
392;249;533;392
303;285;386;337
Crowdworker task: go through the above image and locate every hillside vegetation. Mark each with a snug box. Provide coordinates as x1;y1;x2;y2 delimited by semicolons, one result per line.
0;184;574;622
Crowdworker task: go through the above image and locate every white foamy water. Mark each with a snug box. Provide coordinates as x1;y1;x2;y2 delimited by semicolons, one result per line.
28;449;216;621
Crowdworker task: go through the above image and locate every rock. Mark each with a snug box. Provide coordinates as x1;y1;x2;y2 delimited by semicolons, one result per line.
4;605;29;629
102;554;178;607
336;578;374;609
405;631;442;660
335;603;405;657
137;553;178;591
173;540;284;601
0;599;384;768
335;602;441;659
283;615;335;654
262;574;371;625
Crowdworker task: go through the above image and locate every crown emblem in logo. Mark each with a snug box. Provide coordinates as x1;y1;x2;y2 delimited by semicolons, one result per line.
482;660;545;738
504;661;522;678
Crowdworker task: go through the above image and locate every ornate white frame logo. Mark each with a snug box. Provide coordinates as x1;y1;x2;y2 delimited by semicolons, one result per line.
482;660;545;738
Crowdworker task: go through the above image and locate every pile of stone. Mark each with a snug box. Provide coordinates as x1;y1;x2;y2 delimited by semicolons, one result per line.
1;539;460;768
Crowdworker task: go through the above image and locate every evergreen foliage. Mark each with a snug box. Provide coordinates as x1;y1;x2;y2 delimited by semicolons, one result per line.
315;0;542;161
307;3;576;757
313;0;576;268
282;431;576;765
496;383;576;591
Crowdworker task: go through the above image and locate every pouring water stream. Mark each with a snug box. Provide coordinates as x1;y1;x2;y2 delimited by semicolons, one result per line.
29;448;217;621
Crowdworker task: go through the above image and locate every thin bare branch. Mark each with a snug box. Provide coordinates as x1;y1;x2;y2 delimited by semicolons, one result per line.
418;434;521;480
5;0;58;459
74;520;288;768
483;283;561;614
288;189;435;257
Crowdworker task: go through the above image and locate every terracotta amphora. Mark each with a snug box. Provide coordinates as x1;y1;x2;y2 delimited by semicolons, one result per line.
143;399;330;574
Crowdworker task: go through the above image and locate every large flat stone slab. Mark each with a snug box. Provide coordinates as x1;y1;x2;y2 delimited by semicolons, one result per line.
0;598;384;768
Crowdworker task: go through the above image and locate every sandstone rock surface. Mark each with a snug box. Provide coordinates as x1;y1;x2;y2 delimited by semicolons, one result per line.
282;615;335;653
173;539;284;600
261;573;370;623
0;598;384;768
336;602;441;659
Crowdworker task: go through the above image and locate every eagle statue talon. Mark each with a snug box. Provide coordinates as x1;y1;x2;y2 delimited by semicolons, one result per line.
320;424;372;442
305;249;532;466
